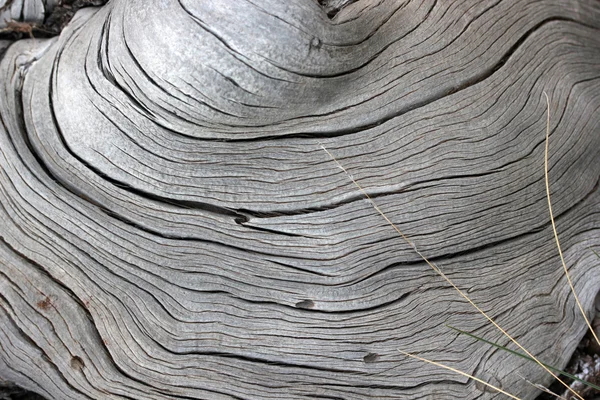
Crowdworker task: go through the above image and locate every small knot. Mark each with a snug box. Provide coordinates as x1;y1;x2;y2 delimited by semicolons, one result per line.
295;299;315;309
363;352;379;363
310;37;322;50
70;356;85;370
234;216;248;225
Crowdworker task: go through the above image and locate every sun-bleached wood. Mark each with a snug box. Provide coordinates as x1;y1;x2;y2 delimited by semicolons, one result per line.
1;1;600;399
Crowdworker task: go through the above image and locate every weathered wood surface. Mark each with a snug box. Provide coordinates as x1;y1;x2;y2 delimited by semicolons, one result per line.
1;1;600;399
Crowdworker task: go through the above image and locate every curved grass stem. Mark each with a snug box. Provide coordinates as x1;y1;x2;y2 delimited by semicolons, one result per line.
543;91;600;348
398;349;522;400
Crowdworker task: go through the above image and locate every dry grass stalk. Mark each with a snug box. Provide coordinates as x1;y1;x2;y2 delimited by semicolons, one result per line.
543;91;600;348
398;349;522;400
0;20;36;38
319;91;587;399
518;373;567;400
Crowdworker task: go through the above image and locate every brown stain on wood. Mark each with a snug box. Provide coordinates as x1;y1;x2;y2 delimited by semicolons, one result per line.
36;296;53;311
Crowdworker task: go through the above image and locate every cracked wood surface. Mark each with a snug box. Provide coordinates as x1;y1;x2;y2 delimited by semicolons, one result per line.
0;0;58;29
1;1;600;399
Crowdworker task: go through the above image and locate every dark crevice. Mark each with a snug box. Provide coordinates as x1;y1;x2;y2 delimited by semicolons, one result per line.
14;16;519;237
235;219;316;238
431;175;600;263
0;41;11;60
96;12;156;120
119;20;243;119
169;17;585;142
0;385;47;400
47;34;252;222
300;395;345;400
42;1;108;35
269;259;333;277
191;351;361;375
1;26;274;260
176;0;292;84
12;45;600;279
0;291;95;400
292;291;412;315
295;299;315;309
258;1;433;79
316;0;358;19
150;336;366;376
238;168;499;218
313;379;466;391
330;175;600;288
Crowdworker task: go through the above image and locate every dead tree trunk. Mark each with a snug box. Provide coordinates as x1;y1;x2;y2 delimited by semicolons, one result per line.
1;1;600;399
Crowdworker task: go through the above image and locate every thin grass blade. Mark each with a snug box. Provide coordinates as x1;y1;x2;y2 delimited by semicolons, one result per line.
447;325;600;391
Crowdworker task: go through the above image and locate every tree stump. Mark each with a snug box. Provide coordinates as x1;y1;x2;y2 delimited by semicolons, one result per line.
1;1;600;399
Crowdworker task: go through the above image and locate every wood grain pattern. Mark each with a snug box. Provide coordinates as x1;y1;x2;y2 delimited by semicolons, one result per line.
1;1;600;399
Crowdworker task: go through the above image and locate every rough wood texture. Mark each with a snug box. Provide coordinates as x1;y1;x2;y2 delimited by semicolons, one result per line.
1;1;600;399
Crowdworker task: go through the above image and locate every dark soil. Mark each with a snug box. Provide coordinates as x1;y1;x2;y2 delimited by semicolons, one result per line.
0;382;46;400
315;0;357;19
538;329;600;400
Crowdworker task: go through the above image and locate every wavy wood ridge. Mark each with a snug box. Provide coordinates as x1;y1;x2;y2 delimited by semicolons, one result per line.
1;1;600;399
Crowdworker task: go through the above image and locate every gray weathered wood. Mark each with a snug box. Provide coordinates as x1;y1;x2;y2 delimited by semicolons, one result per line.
1;0;600;399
